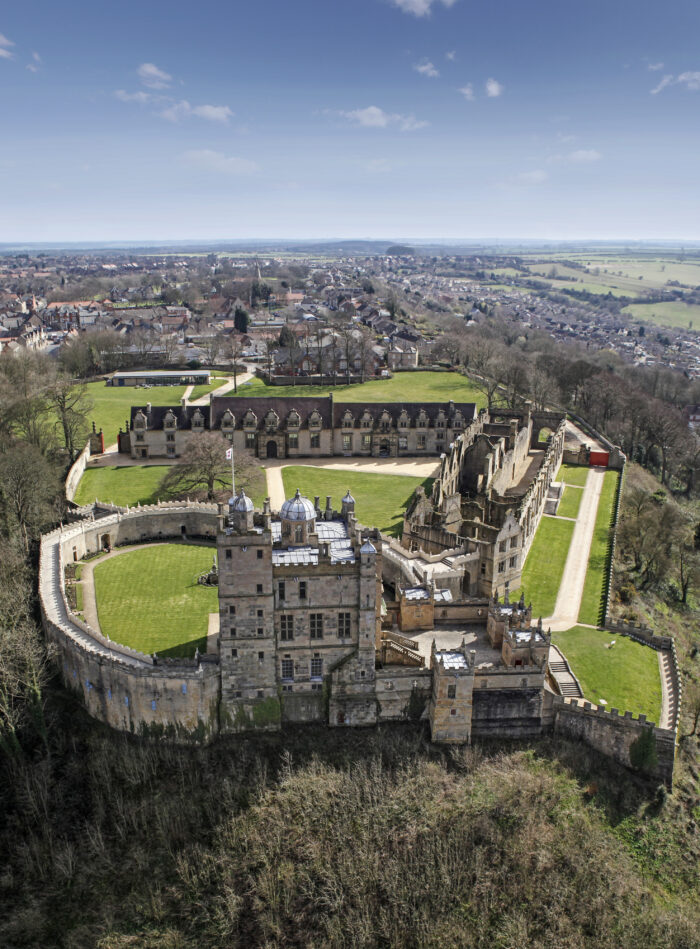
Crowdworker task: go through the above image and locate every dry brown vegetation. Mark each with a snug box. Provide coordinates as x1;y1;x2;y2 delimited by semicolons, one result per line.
1;702;699;948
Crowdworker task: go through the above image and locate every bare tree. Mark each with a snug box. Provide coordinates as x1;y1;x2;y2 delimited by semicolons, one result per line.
224;333;246;393
0;443;61;552
47;377;94;462
158;432;258;501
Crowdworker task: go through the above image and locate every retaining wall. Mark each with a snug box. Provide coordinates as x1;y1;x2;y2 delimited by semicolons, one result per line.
39;504;222;741
552;695;676;786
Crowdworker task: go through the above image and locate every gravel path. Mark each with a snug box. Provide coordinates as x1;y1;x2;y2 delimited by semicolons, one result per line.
544;466;605;631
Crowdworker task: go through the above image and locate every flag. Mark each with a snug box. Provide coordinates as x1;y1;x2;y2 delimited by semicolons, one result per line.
225;448;233;460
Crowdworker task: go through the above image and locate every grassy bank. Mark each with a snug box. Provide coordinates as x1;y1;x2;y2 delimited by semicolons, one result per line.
578;470;620;625
519;516;575;617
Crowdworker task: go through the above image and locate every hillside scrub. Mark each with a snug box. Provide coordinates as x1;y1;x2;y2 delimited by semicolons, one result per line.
1;712;699;948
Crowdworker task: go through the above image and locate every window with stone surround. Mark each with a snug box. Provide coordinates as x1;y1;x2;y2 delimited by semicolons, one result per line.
338;612;351;637
280;615;294;640
281;658;294;681
310;433;320;449
310;613;323;639
310;655;323;680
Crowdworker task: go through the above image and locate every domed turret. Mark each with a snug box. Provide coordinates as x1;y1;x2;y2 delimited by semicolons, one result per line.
280;489;316;544
229;489;254;513
280;489;316;522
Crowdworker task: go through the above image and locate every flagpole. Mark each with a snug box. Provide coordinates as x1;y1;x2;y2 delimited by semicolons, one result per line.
231;443;235;496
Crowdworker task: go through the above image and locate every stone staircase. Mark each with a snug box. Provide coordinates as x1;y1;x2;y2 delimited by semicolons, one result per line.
548;646;583;699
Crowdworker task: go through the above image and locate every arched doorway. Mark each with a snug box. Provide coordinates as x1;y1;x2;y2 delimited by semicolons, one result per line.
379;438;390;457
101;534;111;552
266;440;278;459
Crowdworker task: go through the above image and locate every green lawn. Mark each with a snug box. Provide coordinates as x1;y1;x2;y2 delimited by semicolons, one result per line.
73;465;172;506
74;462;268;508
578;470;620;625
231;371;487;409
622;301;700;332
557;485;583;519
93;543;217;657
189;377;231;401
518;516;575;617
556;463;590;487
82;381;187;447
553;626;662;722
281;467;433;537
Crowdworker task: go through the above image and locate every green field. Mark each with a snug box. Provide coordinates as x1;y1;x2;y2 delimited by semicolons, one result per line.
231;371;487;408
553;626;661;721
578;470;620;625
82;381;187;447
93;543;217;657
622;301;700;331
281;467;433;536
74;462;268;508
516;515;575;617
556;463;590;487
73;465;172;507
189;376;232;401
557;485;583;519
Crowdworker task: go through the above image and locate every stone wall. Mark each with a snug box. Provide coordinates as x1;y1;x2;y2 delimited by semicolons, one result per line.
65;440;92;502
471;686;545;738
552;696;676;786
40;504;222;742
375;667;432;721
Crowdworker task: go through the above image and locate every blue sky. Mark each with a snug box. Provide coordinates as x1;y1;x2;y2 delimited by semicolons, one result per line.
1;0;699;242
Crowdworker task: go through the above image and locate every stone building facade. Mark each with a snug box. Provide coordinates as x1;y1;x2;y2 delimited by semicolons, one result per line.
128;395;478;460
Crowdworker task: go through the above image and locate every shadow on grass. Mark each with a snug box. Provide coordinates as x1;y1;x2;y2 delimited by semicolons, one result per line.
157;635;208;660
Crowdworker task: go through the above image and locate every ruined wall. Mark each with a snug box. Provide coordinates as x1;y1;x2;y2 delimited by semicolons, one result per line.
552;697;676;786
65;440;92;502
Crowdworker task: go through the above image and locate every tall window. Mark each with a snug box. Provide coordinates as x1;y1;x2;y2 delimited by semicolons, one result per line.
338;612;351;637
246;433;256;449
280;615;294;640
310;433;320;449
278;580;286;601
310;613;323;640
299;581;307;600
417;435;426;450
281;659;294;681
288;433;298;449
362;434;371;450
310;655;323;680
343;434;352;451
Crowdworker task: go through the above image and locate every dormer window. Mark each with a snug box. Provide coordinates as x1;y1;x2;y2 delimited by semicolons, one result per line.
453;412;463;429
221;409;235;430
287;411;300;430
134;411;147;429
243;410;258;430
361;412;373;429
398;411;409;429
379;410;392;432
164;410;177;430
342;410;354;429
191;409;204;430
416;411;428;429
264;410;279;432
309;411;322;430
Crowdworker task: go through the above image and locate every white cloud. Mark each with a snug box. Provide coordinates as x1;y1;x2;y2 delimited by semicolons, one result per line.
516;170;548;185
677;70;700;90
26;64;38;72
414;60;439;78
336;105;428;131
159;100;233;123
32;51;41;62
181;150;258;175
445;50;456;61
650;73;674;94
0;32;14;48
647;62;664;71
0;48;13;60
650;70;700;94
390;0;459;17
115;89;156;104
485;77;503;97
137;62;172;89
567;148;601;163
458;84;474;101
